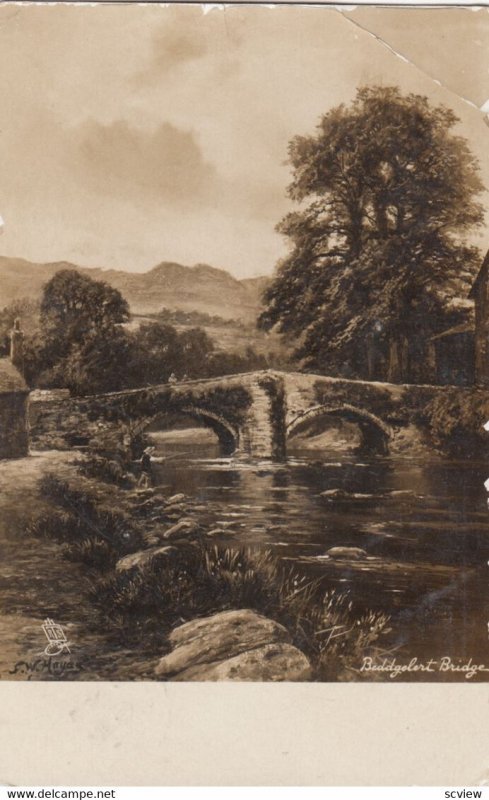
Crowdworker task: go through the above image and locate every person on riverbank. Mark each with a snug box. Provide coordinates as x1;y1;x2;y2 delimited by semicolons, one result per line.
137;446;156;488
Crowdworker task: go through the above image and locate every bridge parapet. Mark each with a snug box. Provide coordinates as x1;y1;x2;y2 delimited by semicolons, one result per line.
29;369;479;460
29;370;283;458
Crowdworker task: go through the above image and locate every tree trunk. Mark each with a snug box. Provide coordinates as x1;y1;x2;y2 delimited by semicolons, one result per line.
366;334;376;379
388;336;409;383
387;339;400;383
425;340;437;384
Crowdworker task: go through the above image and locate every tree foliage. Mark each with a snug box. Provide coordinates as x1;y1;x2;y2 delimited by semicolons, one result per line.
259;86;484;381
40;270;130;361
25;270;130;391
19;269;270;394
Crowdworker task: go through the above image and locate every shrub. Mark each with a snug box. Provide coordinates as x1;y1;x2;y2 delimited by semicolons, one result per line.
63;538;119;570
313;594;391;680
75;455;135;488
423;389;489;457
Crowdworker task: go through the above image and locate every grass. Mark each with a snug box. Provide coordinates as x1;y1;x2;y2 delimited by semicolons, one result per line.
27;474;144;571
75;454;136;488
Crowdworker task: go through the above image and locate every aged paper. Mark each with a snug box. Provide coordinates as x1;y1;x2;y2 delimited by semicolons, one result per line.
0;1;488;785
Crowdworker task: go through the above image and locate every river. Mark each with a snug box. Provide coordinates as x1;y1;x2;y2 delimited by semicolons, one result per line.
147;426;489;680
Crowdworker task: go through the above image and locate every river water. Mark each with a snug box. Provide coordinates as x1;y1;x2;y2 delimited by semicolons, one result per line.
148;427;489;680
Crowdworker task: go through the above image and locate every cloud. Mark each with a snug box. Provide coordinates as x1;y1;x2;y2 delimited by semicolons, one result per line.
133;10;244;87
150;28;207;73
0;5;488;277
134;14;212;85
71;119;218;209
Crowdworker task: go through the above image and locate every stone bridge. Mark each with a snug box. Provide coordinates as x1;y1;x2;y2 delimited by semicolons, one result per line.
30;369;466;460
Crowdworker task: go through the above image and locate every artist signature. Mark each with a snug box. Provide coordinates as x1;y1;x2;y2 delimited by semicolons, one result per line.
8;657;86;679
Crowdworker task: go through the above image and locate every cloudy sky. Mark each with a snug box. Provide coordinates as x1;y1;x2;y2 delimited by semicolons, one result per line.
0;4;488;278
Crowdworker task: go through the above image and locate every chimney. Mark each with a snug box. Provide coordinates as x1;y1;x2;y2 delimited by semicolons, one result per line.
10;318;24;373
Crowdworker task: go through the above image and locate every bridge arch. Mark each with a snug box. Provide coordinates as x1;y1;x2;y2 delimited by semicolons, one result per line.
286;403;391;455
139;405;239;456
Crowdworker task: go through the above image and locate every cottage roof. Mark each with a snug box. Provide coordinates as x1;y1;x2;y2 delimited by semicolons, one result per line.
468;250;489;299
0;358;28;393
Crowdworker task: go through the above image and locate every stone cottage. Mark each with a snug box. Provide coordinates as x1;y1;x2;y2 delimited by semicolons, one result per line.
469;250;489;387
428;250;489;387
430;322;475;386
0;320;29;458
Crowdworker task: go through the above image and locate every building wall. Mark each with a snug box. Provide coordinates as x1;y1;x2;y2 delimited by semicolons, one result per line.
434;332;475;386
0;392;29;458
474;278;489;386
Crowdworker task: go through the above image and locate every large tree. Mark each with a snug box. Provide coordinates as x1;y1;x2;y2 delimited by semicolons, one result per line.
58;326;137;395
259;86;484;382
41;269;129;359
31;270;130;391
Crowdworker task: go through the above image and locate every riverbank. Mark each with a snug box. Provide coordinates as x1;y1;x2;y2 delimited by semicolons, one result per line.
0;450;392;681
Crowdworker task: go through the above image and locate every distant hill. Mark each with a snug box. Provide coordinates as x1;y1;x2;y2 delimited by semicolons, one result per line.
0;256;271;322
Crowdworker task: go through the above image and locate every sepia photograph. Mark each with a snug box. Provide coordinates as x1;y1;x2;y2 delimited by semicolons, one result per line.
0;2;489;684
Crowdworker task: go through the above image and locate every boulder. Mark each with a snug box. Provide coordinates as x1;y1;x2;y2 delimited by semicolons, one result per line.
116;545;177;573
156;609;290;676
163;504;186;515
326;546;368;560
163;519;200;541
165;493;186;505
320;488;348;500
133;488;155;499
387;490;415;499
138;497;159;508
173;643;312;682
206;528;231;538
320;489;377;505
155;609;313;681
143;534;161;547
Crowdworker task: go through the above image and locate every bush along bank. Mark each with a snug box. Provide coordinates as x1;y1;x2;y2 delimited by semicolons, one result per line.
27;456;392;681
421;388;489;459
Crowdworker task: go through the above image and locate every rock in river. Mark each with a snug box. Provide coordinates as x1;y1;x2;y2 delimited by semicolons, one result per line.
320;489;378;506
206;528;232;538
326;546;368;560
163;519;200;541
165;493;186;506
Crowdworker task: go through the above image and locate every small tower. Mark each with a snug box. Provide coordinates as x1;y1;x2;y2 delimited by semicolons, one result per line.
10;318;24;374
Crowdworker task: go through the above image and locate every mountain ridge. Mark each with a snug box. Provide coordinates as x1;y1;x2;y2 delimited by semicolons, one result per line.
0;256;271;322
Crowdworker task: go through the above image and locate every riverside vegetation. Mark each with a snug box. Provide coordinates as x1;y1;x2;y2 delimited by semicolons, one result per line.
24;452;392;681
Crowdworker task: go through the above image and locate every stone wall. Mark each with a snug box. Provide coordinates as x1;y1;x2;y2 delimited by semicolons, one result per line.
474;276;489;387
30;373;281;459
30;395;122;451
0;393;29;458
